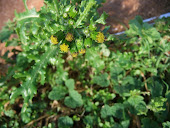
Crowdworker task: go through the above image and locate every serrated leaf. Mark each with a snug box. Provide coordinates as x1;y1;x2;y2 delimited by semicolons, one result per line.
58;116;73;128
15;8;39;22
125;16;143;36
96;11;108;25
74;0;96;28
21;103;32;123
15;8;39;44
48;86;67;100
10;46;59;123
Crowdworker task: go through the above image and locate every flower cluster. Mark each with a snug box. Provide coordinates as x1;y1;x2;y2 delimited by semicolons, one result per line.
96;32;105;43
60;43;69;53
51;35;58;44
65;33;74;42
51;31;105;57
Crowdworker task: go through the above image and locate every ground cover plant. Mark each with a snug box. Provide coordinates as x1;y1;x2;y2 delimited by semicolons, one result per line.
0;0;170;127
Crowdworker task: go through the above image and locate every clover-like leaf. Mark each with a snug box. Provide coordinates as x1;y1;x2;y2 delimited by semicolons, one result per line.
100;105;113;118
93;73;110;87
48;86;67;100
65;79;75;90
58;116;73;128
64;90;83;108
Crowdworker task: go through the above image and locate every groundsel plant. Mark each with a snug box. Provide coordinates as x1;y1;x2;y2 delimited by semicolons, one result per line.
17;0;110;57
0;0;111;123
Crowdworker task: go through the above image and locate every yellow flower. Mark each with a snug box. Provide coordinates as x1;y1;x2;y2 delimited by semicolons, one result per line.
50;35;58;44
79;49;86;54
96;32;105;43
71;52;78;57
60;43;69;52
65;33;74;42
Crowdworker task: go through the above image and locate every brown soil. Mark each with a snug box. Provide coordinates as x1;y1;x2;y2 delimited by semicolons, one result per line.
0;0;170;65
99;0;170;33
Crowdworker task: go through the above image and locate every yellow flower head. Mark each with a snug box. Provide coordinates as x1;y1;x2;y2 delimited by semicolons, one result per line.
60;43;69;52
71;52;78;57
96;32;105;43
51;35;58;44
79;49;86;54
66;33;74;42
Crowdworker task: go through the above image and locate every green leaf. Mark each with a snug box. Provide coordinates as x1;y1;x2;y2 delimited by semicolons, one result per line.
64;97;78;109
121;120;130;128
48;86;67;100
0;26;13;42
163;121;170;128
21;103;32;123
15;8;39;22
141;118;160;128
5;38;19;46
15;8;39;44
148;80;163;97
69;90;83;106
58;116;73;128
125;16;143;36
74;0;96;28
85;48;105;72
93;73;110;87
100;105;113;118
110;65;125;85
65;79;75;90
64;90;83;108
10;46;59;123
100;43;110;57
127;95;147;115
22;0;28;11
69;6;78;18
147;96;167;112
96;0;106;4
4;110;14;118
96;11;108;25
111;103;126;119
83;115;94;126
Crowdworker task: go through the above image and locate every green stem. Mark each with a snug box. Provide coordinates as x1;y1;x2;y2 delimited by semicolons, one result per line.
23;0;28;11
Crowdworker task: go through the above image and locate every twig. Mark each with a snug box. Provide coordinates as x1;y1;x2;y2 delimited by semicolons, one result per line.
141;72;149;92
128;110;141;128
23;114;49;128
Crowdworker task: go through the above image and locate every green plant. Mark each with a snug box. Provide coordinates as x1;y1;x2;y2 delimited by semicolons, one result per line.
0;0;170;127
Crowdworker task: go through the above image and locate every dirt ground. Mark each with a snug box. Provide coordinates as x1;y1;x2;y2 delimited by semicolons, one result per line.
0;0;170;65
